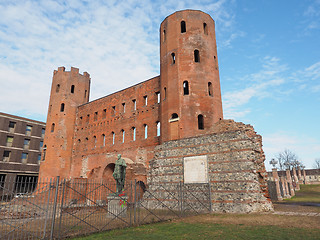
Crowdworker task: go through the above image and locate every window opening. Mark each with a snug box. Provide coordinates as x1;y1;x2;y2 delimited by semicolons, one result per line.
38;154;41;164
94;111;98;121
156;92;160;103
56;84;60;93
171;53;175;64
208;82;213;96
132;127;136;141
183;81;189;95
93;136;97;148
6;136;13;147
112;106;116;115
203;22;208;35
51;123;55;132
3;151;11;162
84;90;87;98
132;99;137;111
41;128;45;138
156;121;160;136
26;125;32;136
8;121;16;133
42;145;47;161
171;113;179;120
122;103;126;113
102;109;106;119
23;139;30;150
39;141;43;151
163;29;166;42
144;124;148;139
198;114;204;130
181;21;186;33
194;50;200;62
144;96;148;106
60;103;65;112
164;87;166;100
102;134;105;146
21;153;28;164
121;130;125;143
71;85;75;93
87;114;90;123
112;132;115;145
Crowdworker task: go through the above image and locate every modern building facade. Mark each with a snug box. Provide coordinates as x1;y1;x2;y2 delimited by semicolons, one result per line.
0;112;45;196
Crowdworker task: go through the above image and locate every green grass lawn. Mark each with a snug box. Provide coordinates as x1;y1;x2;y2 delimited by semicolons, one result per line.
284;184;320;203
73;221;320;240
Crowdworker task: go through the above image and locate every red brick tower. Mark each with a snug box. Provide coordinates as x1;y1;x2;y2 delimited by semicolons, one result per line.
159;10;223;142
39;67;90;178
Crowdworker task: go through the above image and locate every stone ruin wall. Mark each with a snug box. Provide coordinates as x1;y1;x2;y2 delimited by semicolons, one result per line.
147;119;273;213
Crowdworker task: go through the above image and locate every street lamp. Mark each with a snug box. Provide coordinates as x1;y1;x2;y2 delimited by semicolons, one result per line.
269;158;278;168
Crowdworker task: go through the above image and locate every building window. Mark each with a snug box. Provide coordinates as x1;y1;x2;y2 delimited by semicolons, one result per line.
121;129;125;143
42;145;47;161
171;53;175;64
8;121;16;133
164;87;166;100
112;106;116;115
3;151;11;162
38;154;41;164
39;141;43;151
156;92;160;103
71;85;75;93
94;112;98;121
102;109;106;119
102;134;106;146
93;136;97;148
198;114;204;130
85;90;87;98
194;50;200;62
41;128;45;138
208;82;213;96
144;124;148;139
23;139;30;150
6;136;13;147
86;114;90;123
163;29;166;42
203;22;208;35
181;21;186;33
132;127;136;141
60;103;65;112
183;81;189;95
51;123;55;132
112;132;115;145
21;153;28;164
170;113;179;122
26;125;32;136
132;99;137;111
156;121;160;137
144;96;148;106
122;103;126;113
56;84;60;93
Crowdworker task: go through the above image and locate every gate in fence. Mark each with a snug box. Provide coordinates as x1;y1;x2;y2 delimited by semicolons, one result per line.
0;176;211;239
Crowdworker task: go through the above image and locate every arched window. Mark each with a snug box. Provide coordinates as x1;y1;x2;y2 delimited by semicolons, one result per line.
112;132;115;145
203;23;208;35
56;84;60;93
170;113;179;122
93;136;97;148
132;127;136;141
121;129;125;143
51;123;55;132
144;124;148;139
84;90;87;98
181;21;186;33
171;53;175;64
71;85;75;93
163;29;166;42
42;145;47;161
156;121;160;136
102;134;105;146
164;87;167;100
194;50;200;62
198;114;204;130
208;82;213;96
60;103;65;112
183;81;189;95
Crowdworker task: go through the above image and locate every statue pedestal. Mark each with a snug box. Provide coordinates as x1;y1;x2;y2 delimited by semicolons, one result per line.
107;195;128;218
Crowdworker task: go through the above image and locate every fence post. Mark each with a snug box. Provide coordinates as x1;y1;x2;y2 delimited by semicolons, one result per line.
50;176;60;240
58;179;66;239
134;179;137;225
208;182;212;212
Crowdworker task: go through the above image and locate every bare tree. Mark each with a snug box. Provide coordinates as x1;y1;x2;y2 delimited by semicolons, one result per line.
313;158;320;169
275;149;302;170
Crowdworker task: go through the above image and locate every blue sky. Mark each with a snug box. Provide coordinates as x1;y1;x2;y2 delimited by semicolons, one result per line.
0;0;319;170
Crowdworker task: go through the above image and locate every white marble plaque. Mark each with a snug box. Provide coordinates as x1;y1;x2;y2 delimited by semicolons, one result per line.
183;155;208;183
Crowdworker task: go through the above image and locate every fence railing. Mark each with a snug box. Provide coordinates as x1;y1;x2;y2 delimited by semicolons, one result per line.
0;176;211;239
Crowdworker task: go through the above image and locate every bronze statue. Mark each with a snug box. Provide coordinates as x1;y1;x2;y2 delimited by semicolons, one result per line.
113;154;127;194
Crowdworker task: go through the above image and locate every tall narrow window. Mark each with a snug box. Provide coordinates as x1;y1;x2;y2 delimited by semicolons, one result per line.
183;81;189;95
132;99;137;111
171;53;175;64
122;103;126;113
51;123;55;132
181;21;186;33
121;130;125;143
93;136;97;148
94;111;98;121
102;134;106;146
26;125;32;136
144;124;148;139
132;127;136;141
194;50;200;62
3;151;11;162
112;132;115;145
23;139;30;150
41;128;45;138
208;82;213;96
56;84;60;93
71;85;75;93
156;92;160;103
60;103;65;112
112;106;116;115
203;22;208;35
102;109;106;119
39;141;43;151
6;136;13;147
42;145;47;161
164;87;166;100
87;114;90;123
84;90;87;98
21;153;28;164
144;96;148;106
8;121;16;133
156;121;160;137
198;114;204;130
163;29;166;42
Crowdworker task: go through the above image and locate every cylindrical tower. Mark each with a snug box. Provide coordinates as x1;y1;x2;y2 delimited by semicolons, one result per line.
39;67;90;179
160;10;223;142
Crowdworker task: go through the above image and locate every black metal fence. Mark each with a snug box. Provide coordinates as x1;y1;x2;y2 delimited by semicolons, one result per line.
0;176;211;239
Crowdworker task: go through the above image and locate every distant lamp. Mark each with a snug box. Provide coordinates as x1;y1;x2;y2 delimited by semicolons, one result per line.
269;158;278;168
